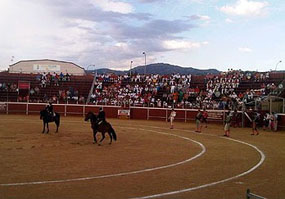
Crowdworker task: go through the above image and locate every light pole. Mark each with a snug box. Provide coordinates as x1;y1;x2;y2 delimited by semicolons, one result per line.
142;52;146;74
275;60;282;71
130;61;133;76
87;64;96;75
86;64;96;104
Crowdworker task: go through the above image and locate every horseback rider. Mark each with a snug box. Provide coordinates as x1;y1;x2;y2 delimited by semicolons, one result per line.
46;101;55;117
97;107;106;125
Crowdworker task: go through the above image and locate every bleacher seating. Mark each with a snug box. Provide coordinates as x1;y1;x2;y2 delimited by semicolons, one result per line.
0;71;284;107
0;72;94;103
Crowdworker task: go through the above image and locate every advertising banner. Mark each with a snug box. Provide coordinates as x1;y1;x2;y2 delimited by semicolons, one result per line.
118;109;130;119
18;81;30;90
33;64;61;72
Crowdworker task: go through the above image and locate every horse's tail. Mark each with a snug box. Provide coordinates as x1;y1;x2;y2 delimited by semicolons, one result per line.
110;126;117;141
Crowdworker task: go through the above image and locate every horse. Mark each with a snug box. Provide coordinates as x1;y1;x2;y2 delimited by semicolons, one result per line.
84;111;117;145
40;109;60;133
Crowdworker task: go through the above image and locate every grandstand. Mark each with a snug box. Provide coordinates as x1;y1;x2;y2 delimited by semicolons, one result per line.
0;69;284;108
1;67;284;130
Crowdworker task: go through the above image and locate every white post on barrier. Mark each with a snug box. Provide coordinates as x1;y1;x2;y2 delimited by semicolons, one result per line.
83;105;86;117
26;103;29;115
6;102;8;114
64;104;67;117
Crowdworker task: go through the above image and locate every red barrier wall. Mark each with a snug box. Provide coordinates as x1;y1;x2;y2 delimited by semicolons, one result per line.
1;102;285;130
131;108;147;120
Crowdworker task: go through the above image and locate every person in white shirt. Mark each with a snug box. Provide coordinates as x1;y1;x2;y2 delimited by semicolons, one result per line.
169;108;176;129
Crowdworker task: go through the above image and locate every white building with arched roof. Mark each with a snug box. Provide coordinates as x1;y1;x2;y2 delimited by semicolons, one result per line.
9;59;86;76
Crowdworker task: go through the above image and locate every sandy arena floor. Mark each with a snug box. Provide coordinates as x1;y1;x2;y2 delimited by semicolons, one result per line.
0;114;284;199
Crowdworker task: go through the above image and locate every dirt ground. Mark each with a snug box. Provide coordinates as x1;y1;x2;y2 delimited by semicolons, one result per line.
0;114;284;199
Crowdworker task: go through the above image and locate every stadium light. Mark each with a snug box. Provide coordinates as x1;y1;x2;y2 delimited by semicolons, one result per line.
275;60;282;71
87;64;96;76
87;64;95;71
130;61;133;76
142;52;146;74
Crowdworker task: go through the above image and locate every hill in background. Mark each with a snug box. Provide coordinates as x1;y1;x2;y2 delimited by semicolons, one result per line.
86;63;220;75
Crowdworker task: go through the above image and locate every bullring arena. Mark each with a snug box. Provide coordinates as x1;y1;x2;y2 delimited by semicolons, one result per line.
1;63;285;198
0;105;284;199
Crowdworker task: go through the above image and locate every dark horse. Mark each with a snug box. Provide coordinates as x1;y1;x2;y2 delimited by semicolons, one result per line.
40;109;60;133
84;112;117;145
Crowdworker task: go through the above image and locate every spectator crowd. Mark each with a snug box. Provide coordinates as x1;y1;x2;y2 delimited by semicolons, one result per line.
0;69;282;113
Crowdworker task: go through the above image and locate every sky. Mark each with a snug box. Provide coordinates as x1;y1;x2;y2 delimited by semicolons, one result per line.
0;0;284;72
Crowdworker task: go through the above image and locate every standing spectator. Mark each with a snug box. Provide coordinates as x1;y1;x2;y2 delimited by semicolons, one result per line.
195;109;202;133
269;112;274;131
263;112;270;130
34;86;40;95
66;73;71;81
41;78;46;88
169;108;176;129
59;72;64;81
30;88;35;96
224;112;232;137
251;111;260;135
202;108;208;128
273;112;278;132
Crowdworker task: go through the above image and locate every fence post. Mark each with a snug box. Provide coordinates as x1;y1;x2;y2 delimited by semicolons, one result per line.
26;103;29;115
64;104;67;117
83;105;86;117
6;102;9;115
185;110;187;123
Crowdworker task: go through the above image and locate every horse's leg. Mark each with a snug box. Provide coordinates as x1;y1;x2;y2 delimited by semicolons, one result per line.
56;122;58;133
42;121;45;133
98;132;105;146
55;120;58;133
46;122;49;134
55;115;60;133
108;132;112;145
93;130;98;144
